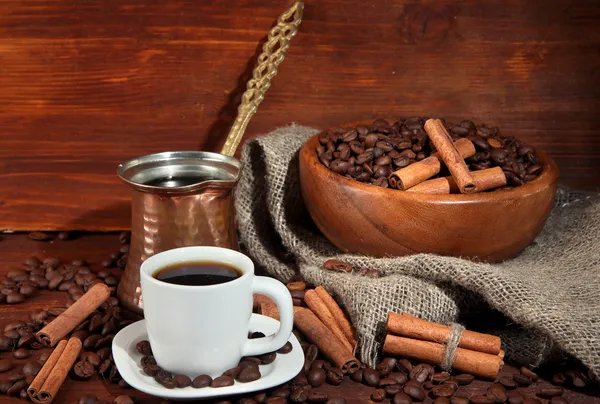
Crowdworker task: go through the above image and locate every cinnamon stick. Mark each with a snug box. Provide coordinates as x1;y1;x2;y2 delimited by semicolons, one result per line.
303;290;354;353
424;119;477;194
27;339;68;399
314;286;357;348
383;334;503;379
407;167;507;194
293;307;360;374
386;313;501;355
29;337;82;403
36;284;110;347
388;138;476;190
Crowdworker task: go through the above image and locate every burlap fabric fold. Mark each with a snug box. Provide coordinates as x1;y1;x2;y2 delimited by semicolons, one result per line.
235;124;600;378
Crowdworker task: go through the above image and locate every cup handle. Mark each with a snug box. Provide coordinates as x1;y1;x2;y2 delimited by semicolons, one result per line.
243;276;294;357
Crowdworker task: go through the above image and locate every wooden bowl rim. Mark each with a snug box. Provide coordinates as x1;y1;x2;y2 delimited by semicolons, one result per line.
301;123;560;203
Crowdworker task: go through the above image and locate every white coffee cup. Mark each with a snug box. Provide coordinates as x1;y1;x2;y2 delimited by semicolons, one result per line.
140;246;294;378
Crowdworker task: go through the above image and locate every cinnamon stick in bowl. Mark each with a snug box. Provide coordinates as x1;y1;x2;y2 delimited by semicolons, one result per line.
424;119;477;194
388;138;476;190
407;167;507;194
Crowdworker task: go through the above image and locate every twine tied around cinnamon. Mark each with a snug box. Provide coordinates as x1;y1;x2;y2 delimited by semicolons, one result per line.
441;323;466;371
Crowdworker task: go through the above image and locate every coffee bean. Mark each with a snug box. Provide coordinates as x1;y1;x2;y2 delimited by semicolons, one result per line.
403;383;425;401
83;335;101;350
325;367;343;385
565;369;588;387
28;231;52;241
266;398;287;404
99;359;113;375
170;374;190;388
113;396;134;404
239;399;258;404
307;368;326;387
7;379;27;396
22;361;41;376
6;292;25;304
211;375;234;388
0;380;12;394
376;357;397;377
135;341;152;356
13;348;30;359
432;384;455;398
512;374;532;386
363;368;381;387
486;382;507;403
371;388;386;402
307;391;328;403
350;368;363;383
0;359;12;373
238;367;261;383
451;397;470;404
74;360;95;379
0;335;13;351
18;333;35;349
549;397;569;404
470;396;495;404
434;398;451;404
523;399;542;404
385;383;402;396
159;377;177;389
305;344;319;361
290;386;309;403
409;363;429;383
271;387;291;398
258;352;277;364
520;366;539;381
551;372;567;386
379;377;399;387
431;372;451;384
326;398;346;404
536;385;564;399
4;329;20;339
498;375;517;389
389;372;408;385
277;341;293;354
48;273;64;290
392;392;412;404
223;366;242;378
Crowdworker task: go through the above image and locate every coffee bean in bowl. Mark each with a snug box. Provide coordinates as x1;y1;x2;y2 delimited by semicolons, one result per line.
299;118;559;261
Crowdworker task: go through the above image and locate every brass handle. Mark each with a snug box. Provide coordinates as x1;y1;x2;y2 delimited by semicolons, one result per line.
220;1;304;157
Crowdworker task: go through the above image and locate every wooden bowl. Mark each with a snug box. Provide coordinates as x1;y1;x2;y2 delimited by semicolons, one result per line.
299;130;560;262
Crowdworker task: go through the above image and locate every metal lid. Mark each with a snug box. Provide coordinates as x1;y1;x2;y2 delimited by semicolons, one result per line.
117;151;241;194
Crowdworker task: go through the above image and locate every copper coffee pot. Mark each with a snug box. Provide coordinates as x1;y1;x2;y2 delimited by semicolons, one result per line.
116;1;304;313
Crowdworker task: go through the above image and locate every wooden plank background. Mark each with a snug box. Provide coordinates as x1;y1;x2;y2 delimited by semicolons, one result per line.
1;0;599;231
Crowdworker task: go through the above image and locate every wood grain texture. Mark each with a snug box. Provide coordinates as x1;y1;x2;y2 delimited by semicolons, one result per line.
1;0;600;230
0;233;599;403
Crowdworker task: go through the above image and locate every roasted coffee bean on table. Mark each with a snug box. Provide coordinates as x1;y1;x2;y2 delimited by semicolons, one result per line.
316;117;543;189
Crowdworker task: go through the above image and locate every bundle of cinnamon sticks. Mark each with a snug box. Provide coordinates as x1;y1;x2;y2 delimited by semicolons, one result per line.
382;313;504;379
27;284;111;403
255;285;360;374
388;119;507;194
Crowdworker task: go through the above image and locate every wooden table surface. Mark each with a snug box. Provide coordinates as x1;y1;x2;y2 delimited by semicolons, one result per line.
0;233;598;403
2;0;600;231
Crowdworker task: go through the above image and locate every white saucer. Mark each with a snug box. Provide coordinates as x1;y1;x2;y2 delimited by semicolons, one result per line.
112;315;304;401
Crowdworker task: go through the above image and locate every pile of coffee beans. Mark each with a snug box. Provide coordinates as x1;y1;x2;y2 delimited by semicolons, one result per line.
315;118;543;189
136;335;293;390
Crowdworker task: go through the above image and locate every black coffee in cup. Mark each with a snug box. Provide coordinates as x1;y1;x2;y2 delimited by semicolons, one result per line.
153;261;243;286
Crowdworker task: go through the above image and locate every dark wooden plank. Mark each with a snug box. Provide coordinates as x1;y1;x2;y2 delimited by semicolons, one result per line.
0;233;599;403
1;0;600;230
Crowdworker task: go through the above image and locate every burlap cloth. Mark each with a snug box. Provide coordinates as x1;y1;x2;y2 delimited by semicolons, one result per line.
235;124;600;378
